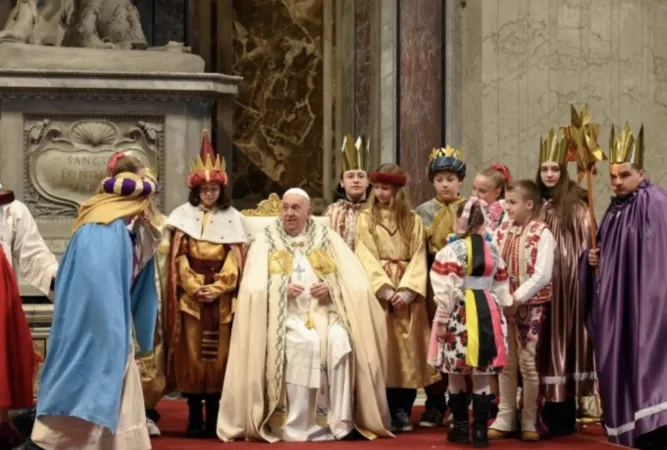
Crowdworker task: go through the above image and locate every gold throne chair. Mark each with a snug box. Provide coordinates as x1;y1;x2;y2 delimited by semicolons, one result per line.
240;193;330;236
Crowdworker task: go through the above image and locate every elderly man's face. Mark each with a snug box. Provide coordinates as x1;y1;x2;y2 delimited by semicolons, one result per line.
281;194;312;236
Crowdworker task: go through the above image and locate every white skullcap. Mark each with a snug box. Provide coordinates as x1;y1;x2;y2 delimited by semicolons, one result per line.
283;188;310;200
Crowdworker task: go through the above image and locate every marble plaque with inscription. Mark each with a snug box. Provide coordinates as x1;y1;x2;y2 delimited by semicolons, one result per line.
23;117;165;217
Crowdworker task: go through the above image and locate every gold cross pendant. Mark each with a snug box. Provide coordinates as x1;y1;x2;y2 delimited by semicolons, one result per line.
305;313;314;329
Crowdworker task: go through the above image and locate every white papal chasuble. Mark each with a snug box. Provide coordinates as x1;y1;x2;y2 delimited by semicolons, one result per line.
275;234;353;441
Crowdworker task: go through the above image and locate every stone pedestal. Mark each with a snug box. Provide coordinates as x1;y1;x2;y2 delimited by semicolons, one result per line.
0;70;240;288
0;68;240;391
0;70;240;289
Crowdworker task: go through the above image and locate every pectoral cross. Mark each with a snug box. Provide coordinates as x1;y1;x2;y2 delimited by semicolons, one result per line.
293;263;306;283
292;261;314;329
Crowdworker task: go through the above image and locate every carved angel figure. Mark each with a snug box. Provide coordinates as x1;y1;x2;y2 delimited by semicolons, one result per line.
0;0;147;49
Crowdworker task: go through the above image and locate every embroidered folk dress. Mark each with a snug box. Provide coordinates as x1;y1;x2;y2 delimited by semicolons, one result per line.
428;234;512;375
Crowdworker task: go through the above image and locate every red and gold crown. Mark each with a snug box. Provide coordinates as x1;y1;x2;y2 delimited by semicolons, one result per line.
187;129;228;188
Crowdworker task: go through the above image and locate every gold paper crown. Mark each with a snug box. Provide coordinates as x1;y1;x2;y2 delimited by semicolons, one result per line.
341;135;370;173
539;127;569;165
430;145;463;161
188;153;226;174
609;122;644;167
188;130;226;175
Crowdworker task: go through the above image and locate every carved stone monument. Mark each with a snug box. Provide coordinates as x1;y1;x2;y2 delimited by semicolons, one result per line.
0;1;241;376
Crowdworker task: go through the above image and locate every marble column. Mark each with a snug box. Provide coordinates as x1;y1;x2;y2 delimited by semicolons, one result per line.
371;0;398;169
231;0;325;210
332;0;387;191
397;0;444;206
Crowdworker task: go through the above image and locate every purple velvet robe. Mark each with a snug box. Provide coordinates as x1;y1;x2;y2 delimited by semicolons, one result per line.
579;181;667;447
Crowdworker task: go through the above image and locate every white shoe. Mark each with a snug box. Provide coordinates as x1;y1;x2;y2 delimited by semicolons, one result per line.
146;418;161;437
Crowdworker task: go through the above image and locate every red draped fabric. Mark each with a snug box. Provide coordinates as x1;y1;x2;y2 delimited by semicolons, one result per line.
0;247;38;409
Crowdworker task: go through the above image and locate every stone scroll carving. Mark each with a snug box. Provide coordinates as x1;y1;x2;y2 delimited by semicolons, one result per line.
23;116;165;217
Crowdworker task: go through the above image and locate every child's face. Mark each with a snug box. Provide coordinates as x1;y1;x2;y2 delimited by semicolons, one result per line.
540;162;561;188
432;171;461;202
505;189;534;225
373;183;394;205
199;182;221;208
340;170;369;199
472;174;500;205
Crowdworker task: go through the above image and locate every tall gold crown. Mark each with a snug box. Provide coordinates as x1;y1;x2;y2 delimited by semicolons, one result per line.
430;145;463;161
188;129;226;175
609;122;644;167
539;127;569;165
341;134;370;173
188;153;226;174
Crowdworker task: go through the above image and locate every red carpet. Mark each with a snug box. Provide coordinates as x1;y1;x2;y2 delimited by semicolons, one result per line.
152;399;621;449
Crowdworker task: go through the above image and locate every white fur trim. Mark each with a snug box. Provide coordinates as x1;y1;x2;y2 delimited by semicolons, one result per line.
166;203;250;244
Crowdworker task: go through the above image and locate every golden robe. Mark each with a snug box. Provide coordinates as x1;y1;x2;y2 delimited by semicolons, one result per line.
416;196;466;257
167;211;242;394
217;218;392;442
355;208;439;389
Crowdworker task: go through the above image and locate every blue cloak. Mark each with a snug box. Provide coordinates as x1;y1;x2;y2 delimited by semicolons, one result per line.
36;219;157;432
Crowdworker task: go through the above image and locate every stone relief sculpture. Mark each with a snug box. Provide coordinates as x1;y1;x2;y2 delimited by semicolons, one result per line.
61;0;147;49
23;117;164;217
0;0;183;50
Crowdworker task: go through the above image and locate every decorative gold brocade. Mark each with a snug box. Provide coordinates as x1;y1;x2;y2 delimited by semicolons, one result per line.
241;193;282;216
269;249;293;275
308;249;337;276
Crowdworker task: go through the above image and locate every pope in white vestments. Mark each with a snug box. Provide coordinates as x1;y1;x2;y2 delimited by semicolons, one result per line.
217;189;392;443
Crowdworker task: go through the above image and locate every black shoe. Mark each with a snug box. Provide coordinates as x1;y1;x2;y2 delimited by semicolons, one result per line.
447;392;470;444
393;410;413;432
11;438;44;450
340;429;363;440
419;407;444;428
204;396;220;438
472;393;493;448
543;399;576;437
145;408;161;424
489;395;499;419
185;396;204;438
10;409;35;444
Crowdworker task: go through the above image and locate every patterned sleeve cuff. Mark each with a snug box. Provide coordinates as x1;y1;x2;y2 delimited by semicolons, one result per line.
434;311;449;324
431;260;465;277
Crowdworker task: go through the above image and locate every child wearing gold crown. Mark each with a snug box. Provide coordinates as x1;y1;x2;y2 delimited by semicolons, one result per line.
164;130;250;438
355;163;437;433
415;146;467;428
534;122;597;438
581;123;667;449
489;179;555;442
324;135;371;249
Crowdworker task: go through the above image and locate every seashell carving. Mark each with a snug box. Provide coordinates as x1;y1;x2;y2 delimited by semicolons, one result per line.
71;121;119;147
